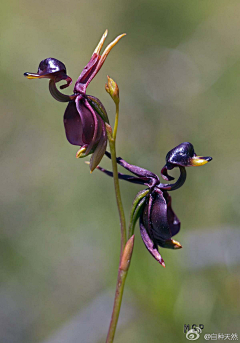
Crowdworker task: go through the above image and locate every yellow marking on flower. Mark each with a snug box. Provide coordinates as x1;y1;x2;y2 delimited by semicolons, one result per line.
24;73;41;79
76;146;87;158
191;156;210;166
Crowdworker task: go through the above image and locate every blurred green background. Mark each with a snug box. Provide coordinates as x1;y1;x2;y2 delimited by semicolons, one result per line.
1;0;240;342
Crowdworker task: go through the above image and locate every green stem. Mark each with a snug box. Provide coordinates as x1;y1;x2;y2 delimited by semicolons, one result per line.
112;102;119;141
106;101;128;343
106;100;126;256
106;269;128;343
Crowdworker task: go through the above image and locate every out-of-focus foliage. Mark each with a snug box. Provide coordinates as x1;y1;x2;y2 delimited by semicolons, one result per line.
1;0;240;342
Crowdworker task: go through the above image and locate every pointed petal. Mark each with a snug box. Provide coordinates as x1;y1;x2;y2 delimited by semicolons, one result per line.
139;217;165;267
89;130;107;172
85;33;126;87
98;33;126;68
81;99;99;154
93;29;108;55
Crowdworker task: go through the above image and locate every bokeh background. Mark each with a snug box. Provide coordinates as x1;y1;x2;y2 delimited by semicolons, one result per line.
1;0;240;342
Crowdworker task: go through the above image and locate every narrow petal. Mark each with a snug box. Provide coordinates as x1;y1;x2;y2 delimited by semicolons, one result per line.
89;128;107;172
139;217;165;267
81;99;99;154
85;33;126;88
93;29;108;55
95;164;149;185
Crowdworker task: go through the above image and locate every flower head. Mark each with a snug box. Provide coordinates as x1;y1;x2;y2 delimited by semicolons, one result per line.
139;188;181;267
98;143;212;267
24;30;125;171
161;142;212;181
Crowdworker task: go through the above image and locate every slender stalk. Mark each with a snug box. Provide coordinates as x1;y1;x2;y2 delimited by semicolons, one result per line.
105;97;129;343
106;269;128;343
106;102;126;256
112;102;119;141
107;138;127;256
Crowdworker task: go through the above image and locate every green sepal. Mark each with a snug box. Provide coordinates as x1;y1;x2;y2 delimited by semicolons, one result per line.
128;189;149;239
87;95;109;124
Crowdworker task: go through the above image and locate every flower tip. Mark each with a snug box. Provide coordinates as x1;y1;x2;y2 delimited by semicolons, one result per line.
101;32;126;60
94;29;108;55
172;240;182;249
161;261;166;268
76;146;87;158
24;72;40;79
191;155;212;166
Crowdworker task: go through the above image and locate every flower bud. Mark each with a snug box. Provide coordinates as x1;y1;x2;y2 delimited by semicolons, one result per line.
105;76;119;104
120;235;135;271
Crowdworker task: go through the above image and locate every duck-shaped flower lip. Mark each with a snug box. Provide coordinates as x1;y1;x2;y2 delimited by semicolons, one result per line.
24;30;126;171
24;58;74;102
161;142;212;181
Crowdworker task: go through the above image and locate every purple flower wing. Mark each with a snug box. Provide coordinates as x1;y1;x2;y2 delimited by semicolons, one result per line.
163;192;180;237
150;189;172;241
64;101;84;146
139;216;165;267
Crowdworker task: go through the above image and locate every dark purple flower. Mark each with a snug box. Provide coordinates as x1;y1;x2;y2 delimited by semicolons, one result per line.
140;188;181;267
97;142;212;267
24;30;125;171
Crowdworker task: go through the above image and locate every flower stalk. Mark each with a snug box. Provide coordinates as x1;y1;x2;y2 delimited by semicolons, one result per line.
105;77;132;343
